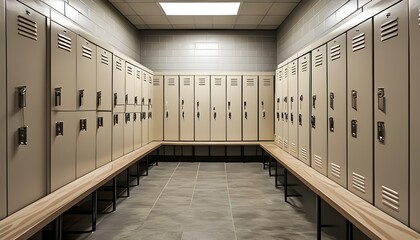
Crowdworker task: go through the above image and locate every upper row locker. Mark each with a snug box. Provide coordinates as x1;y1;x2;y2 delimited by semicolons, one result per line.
151;75;164;141
195;76;210;141
259;75;274;141
113;55;125;113
134;67;142;112
211;76;226;141
227;76;242;141
276;68;283;147
242;76;258;141
77;36;97;111
281;66;289;149
97;47;112;111
125;62;135;112
274;70;281;145
297;53;311;165
164;76;179;141
180;76;194;141
287;62;298;154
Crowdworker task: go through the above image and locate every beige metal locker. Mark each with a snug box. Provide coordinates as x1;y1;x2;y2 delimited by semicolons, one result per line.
327;34;347;187
277;68;284;148
259;75;274;141
134;68;142;112
51;21;76;111
195;76;211;141
227;76;242;141
164;76;179;141
0;0;5;219
211;76;226;141
76;36;96;111
96;112;112;167
152;75;164;141
141;72;149;145
134;112;142;149
6;2;47;212
113;56;125;112
410;0;420;231
76;111;96;177
347;19;373;203
242;76;258;141
96;47;112;111
51;112;76;192
112;113;124;160
287;61;298;155
311;45;328;176
147;74;153;143
180;76;194;141
298;54;311;165
374;2;409;224
125;63;135;112
142;71;149;108
282;66;289;150
274;70;281;145
124;112;134;154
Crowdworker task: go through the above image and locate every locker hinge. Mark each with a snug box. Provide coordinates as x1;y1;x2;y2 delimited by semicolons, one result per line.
329;117;334;132
79;89;85;107
55;87;62;107
378;88;385;112
18;126;28;145
351;120;357;138
351;90;357;110
97;91;102;107
98;117;104;128
311;115;316;128
377;121;385;143
329;92;334;109
56;121;64;136
80;119;87;131
18;86;27;109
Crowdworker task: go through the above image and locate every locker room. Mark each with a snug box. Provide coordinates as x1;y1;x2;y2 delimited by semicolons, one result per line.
0;0;419;239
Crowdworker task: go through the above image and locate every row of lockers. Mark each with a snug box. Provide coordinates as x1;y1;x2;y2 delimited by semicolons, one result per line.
275;0;420;232
162;75;274;141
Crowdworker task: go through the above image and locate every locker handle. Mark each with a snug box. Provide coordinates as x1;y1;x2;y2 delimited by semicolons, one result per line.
166;111;169;118
277;98;280;103
135;96;138;105
263;111;266;118
56;121;64;136
125;113;130;123
244;101;247;109
98;117;104;128
351;90;357;110
311;115;316;128
245;112;247;119
197;112;200;119
329;117;334;132
283;97;287;103
377;121;385;143
142;97;145;105
197;101;200;109
312;95;316;108
290;113;293;123
80;119;87;131
281;112;284;120
351;120;357;138
133;113;137;122
149;112;152;119
125;94;129;104
182;111;184;119
79;90;85;107
329;92;334;109
276;112;279;120
114;114;119;125
228;101;231;110
55;87;62;107
18;86;27;109
18;126;28;145
299;95;303;102
298;114;302;126
285;113;288;122
181;100;184;107
214;112;217;119
114;93;117;107
229;112;232;119
290;97;293;103
378;88;385;112
97;91;102;107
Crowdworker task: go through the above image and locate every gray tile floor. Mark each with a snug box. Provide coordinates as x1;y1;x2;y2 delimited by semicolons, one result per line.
73;162;335;240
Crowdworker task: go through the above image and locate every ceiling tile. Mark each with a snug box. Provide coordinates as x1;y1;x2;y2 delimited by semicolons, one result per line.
213;24;235;29
194;16;213;25
126;15;145;25
129;3;164;15
238;2;272;15
142;15;170;25
260;15;286;25
267;3;298;15
112;3;136;15
234;24;258;29
213;16;237;25
167;16;194;25
173;24;196;29
195;24;213;29
257;25;278;30
147;24;173;29
136;24;150;29
236;16;263;25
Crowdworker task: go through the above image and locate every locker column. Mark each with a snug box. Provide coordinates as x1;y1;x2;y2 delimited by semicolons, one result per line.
180;76;194;141
277;68;284;148
0;0;5;220
147;73;153;143
124;63;134;154
258;75;274;141
141;71;149;146
211;76;226;141
195;76;211;141
297;54;311;166
151;75;164;141
134;67;142;149
112;56;125;160
281;66;289;150
242;76;258;141
164;76;179;141
226;76;242;141
287;62;298;155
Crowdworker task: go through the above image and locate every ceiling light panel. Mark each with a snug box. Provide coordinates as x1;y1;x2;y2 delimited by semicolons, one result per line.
159;2;240;16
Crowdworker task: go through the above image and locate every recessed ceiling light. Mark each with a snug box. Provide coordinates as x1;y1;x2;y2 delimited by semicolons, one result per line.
159;2;240;16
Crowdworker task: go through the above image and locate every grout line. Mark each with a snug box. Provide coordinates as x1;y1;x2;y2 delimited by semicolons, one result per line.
189;162;200;208
225;163;238;240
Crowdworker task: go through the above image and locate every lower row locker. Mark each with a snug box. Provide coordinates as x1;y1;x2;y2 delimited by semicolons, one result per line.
112;113;124;160
142;104;149;146
7;1;47;212
96;112;112;168
259;75;274;141
148;74;153;143
164;76;179;141
298;53;311;165
227;76;242;141
242;76;258;141
277;68;284;148
76;112;96;177
195;76;210;141
134;112;142;149
275;70;281;145
211;76;226;141
124;112;134;154
180;76;194;141
287;62;298;155
0;0;5;219
281;66;289;150
152;75;164;141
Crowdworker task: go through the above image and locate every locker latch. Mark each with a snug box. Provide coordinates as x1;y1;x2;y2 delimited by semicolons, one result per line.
80;119;87;131
114;93;118;107
300;95;303;102
277;98;280;103
134;96;138;105
143;112;147;120
142;97;145;105
166;111;169;118
181;100;184;109
148;98;152;107
97;91;102;107
197;101;200;109
378;88;385;112
285;113;288;122
276;112;280;120
114;114;118;125
229;112;232;119
228;101;231;110
329;92;334;109
125;94;129;104
311;115;316;128
244;112;247;119
79;90;85;107
149;112;152;119
18;126;28;145
134;113;137;122
298;114;302;126
283;97;287;103
55;87;62;107
243;101;246;109
290;113;293;123
329;117;334;132
98;117;104;128
351;90;357;110
125;113;130;123
281;112;284;120
377;121;385;143
182;111;185;119
312;95;316;108
290;96;294;105
18;86;27;109
351;120;357;138
197;112;200;119
56;121;64;136
214;111;217;119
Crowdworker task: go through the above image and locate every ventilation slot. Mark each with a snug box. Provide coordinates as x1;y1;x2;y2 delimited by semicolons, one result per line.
279;70;283;78
291;143;296;154
115;61;122;71
380;17;398;42
153;78;160;86
330;45;341;61
314;54;323;67
301;61;308;72
58;33;72;52
167;78;175;86
284;68;288;78
17;15;37;41
246;78;254;86
301;148;308;160
381;186;400;211
283;140;288;149
149;75;152;84
184;78;191;86
263;79;271;86
291;65;297;75
352;172;366;193
330;163;341;179
418;7;420;26
136;70;141;79
101;54;109;65
231;78;238;86
314;155;322;169
127;66;133;75
215;78;222;86
143;73;147;82
352;33;366;52
81;45;92;59
199;78;206;86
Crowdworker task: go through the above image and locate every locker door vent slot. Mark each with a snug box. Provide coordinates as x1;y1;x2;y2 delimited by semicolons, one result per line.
314;54;323;67
263;79;271;86
380;17;398;42
82;45;92;59
330;44;341;61
100;54;109;65
418;7;420;26
381;186;400;211
330;163;341;179
58;33;72;52
231;78;238;86
314;155;323;169
291;143;296;155
352;33;366;52
215;78;222;86
168;78;175;86
301;61;308;72
153;78;161;86
283;140;288;149
149;75;153;84
291;66;297;75
183;78;191;86
17;15;37;41
246;79;254;86
127;66;133;75
301;148;308;160
199;78;206;86
136;70;141;79
284;69;288;78
115;60;122;71
143;73;147;82
352;172;366;193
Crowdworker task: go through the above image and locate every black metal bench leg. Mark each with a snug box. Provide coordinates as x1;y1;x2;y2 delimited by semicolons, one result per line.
346;220;353;240
275;160;279;188
316;195;322;240
241;146;244;162
53;215;62;240
156;148;159;166
284;168;288;202
112;177;117;212
146;156;149;176
91;191;97;232
268;156;273;176
262;150;266;169
126;168;130;197
136;161;140;185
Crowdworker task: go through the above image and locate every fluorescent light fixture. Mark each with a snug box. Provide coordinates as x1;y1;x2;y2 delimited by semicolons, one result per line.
159;2;240;16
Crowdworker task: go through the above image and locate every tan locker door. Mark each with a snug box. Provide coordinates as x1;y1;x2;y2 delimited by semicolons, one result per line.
133;112;142;149
125;63;135;112
164;76;179;141
227;76;242;141
0;0;5;219
51;21;76;111
142;71;149;107
282;66;289;149
274;70;281;144
327;34;347;187
152;75;164;141
124;112;134;153
77;36;96;111
311;45;328;176
259;76;274;141
211;76;227;141
180;76;194;141
141;72;149;145
96;112;112;167
374;2;409;224
76;111;96;177
6;2;47;213
298;54;311;165
134;68;142;112
112;56;125;112
278;68;284;148
96;47;112;111
112;113;124;160
347;19;373;203
242;76;258;141
51;112;76;192
287;62;298;154
410;1;420;231
195;76;211;141
148;74;153;142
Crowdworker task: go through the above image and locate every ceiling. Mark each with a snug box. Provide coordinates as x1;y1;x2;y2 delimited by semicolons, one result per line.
108;0;301;30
